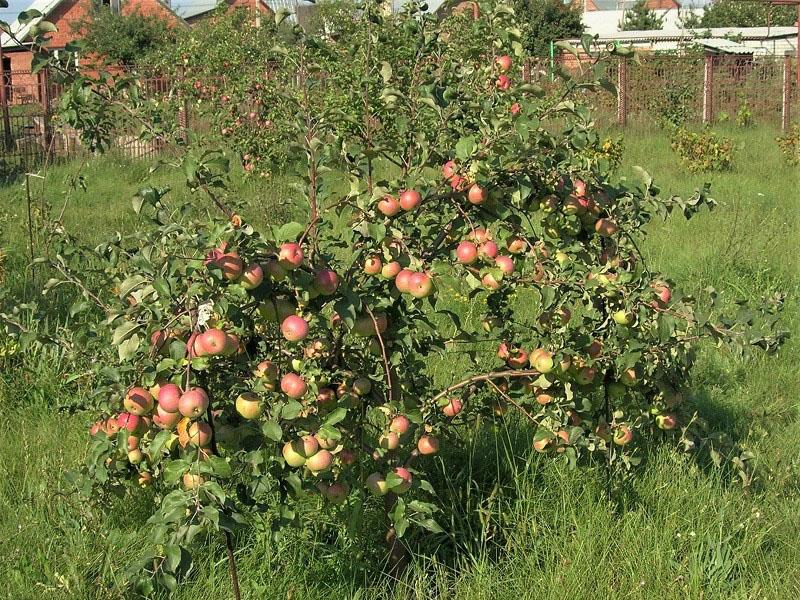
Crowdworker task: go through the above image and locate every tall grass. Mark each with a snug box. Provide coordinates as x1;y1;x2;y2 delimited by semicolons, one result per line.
0;125;798;599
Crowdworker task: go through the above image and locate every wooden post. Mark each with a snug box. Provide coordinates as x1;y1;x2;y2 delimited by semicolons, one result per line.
617;56;627;126
0;45;12;150
39;67;53;154
703;53;714;125
782;52;792;133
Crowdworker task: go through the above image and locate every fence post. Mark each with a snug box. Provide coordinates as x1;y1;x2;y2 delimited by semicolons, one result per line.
0;45;12;150
782;52;792;133
178;67;189;143
617;56;627;127
39;67;53;155
703;53;714;125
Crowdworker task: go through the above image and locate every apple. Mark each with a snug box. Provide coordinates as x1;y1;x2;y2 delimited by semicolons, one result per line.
316;387;337;411
182;473;204;491
409;272;433;299
194;328;229;356
495;255;514;275
389;415;411;435
417;435;439;455
306;449;333;473
482;272;501;290
467;184;487;205
656;414;677;430
280;373;307;399
470;228;491;243
495;54;512;72
530;348;554;374
281;315;310;342
127;449;144;464
507;348;528;369
320;481;349;504
126;435;140;451
259;297;295;323
506;236;526;254
392;467;413;494
536;392;553;405
278;242;304;270
612;310;633;326
241;263;264;290
442;160;458;180
153;406;181;429
379;431;400;450
124;387;154;416
442;398;463;417
496;74;511;91
510;102;521;115
381;261;402;279
117;412;144;434
178;388;209;418
314;269;339;295
105;417;121;437
595;218;619;237
587;340;603;358
364;256;382;275
399;189;422;211
651;281;672;306
366;472;389;496
613;425;633;446
456;241;478;264
210;252;244;281
575;366;596;386
608;382;627;399
620;368;638;387
264;259;287;281
187;421;212;447
352;313;388;336
479;241;499;259
254;360;279;382
157;384;182;413
235;392;263;419
395;269;414;293
138;472;153;487
352;377;372;396
282;441;306;467
377;195;401;216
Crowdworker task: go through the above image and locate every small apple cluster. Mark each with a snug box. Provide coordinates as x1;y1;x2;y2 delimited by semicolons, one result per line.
454;227;522;290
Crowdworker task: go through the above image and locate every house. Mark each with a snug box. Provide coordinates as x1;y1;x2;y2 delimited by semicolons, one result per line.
178;0;273;24
1;0;186;103
577;0;707;36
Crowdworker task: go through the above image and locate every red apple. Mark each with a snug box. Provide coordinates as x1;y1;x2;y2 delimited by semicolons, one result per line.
392;467;413;494
124;387;154;416
442;160;458;180
178;388;209;418
389;415;410;435
364;256;382;275
399;189;422;211
656;414;677;430
594;218;619;237
495;54;512;72
153;406;181;429
496;74;511;91
314;269;339;295
495;255;514;275
194;328;229;357
241;263;264;290
281;373;307;398
479;241;498;259
442;398;463;418
417;435;439;455
254;360;279;381
306;449;333;472
395;269;414;293
456;241;478;264
157;384;182;413
378;195;401;216
379;431;400;450
505;236;526;254
281;315;310;342
467;184;487;205
409;272;433;299
278;242;304;270
613;425;633;446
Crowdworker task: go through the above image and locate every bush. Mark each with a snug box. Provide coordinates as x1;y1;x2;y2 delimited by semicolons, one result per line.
671;127;735;172
777;125;800;166
650;82;697;128
80;7;175;66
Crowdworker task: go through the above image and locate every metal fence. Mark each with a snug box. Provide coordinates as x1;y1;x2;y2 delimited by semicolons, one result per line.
2;54;799;170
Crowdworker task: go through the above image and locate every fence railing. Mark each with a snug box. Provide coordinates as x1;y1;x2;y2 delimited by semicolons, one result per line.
2;53;798;170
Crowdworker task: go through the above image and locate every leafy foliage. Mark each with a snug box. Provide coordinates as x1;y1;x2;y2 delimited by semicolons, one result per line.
513;0;584;57
670;127;736;173
79;7;176;66
619;0;665;31
777;125;800;166
701;0;796;28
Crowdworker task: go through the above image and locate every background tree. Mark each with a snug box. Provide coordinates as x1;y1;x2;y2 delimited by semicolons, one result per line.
514;0;584;57
619;0;665;31
701;0;796;27
80;7;175;66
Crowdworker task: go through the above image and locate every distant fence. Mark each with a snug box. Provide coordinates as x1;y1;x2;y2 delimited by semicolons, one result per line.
2;53;799;169
534;53;799;130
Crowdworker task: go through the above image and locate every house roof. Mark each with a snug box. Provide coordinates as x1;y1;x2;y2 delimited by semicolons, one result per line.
2;0;187;49
697;38;755;54
571;26;798;43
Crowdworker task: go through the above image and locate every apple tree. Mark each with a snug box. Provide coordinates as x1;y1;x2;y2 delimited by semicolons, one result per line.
16;1;786;596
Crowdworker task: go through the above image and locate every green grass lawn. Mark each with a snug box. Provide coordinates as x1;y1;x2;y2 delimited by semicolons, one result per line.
1;125;799;599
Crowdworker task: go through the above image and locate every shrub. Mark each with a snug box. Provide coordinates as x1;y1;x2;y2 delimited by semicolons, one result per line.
777;125;800;166
671;127;735;172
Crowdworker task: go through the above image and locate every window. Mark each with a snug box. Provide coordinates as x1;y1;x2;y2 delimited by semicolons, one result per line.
98;0;121;15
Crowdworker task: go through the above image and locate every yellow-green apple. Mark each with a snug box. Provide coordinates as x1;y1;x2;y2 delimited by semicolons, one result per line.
364;256;382;275
182;473;204;490
505;236;526;254
235;392;263;419
366;472;389;496
379;431;400;450
187;421;212;447
656;414;677;430
530;348;554;373
381;261;402;279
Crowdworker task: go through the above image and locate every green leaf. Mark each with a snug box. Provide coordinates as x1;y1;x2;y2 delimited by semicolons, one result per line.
281;401;303;420
324;407;347;426
164;545;181;572
119;274;148;298
455;136;476;161
262;421;282;441
276;222;305;242
112;321;140;346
